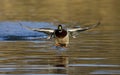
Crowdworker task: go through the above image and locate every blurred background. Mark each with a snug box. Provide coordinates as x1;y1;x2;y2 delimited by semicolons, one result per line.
0;0;119;26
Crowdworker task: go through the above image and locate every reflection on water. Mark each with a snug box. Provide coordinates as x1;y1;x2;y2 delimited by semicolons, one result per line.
0;0;120;75
91;70;120;74
0;41;69;75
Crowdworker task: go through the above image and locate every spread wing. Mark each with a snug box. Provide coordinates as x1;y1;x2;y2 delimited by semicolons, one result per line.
19;23;54;35
19;23;54;39
67;22;100;38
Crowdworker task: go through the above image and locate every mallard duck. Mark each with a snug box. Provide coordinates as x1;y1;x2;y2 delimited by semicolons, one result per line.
19;22;100;47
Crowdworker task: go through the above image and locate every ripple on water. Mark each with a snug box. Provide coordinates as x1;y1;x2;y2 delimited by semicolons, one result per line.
68;64;120;67
91;70;120;74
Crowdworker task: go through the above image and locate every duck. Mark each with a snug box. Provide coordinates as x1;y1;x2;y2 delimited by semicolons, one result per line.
19;22;100;47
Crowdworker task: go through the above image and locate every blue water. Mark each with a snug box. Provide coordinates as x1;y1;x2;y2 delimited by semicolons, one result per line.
0;22;56;40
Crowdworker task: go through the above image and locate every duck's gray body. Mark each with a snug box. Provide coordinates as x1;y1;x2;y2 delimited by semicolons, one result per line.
20;22;100;47
54;32;69;47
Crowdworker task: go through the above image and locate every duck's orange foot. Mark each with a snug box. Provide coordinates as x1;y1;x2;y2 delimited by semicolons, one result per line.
55;43;60;46
55;43;67;48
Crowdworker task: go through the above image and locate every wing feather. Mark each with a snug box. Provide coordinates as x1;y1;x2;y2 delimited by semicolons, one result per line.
19;23;54;35
67;22;100;38
68;22;100;32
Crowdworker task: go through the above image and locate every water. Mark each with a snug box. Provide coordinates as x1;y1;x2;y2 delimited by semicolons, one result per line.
0;0;120;75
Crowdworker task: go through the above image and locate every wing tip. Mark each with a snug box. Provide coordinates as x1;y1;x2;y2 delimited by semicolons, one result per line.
19;23;34;30
92;21;101;28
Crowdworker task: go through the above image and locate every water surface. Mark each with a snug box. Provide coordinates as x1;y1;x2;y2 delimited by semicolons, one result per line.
0;0;120;75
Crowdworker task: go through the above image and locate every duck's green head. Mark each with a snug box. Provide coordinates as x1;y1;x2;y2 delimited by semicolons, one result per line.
58;25;62;31
55;25;67;38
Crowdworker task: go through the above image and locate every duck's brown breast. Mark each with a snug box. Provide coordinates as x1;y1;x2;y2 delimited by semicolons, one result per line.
55;29;67;38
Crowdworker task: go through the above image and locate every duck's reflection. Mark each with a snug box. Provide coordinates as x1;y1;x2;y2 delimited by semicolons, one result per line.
1;55;69;74
53;55;69;74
